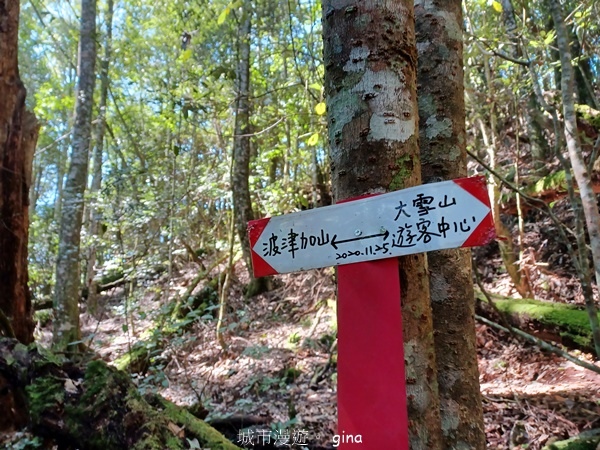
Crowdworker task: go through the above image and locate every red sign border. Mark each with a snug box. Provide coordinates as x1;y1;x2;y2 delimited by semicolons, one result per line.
248;217;278;277
453;176;496;247
248;176;496;277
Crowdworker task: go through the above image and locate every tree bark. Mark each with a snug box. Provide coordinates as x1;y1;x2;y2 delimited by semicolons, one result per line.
415;0;486;447
569;30;595;109
53;0;97;352
231;7;254;276
322;2;442;448
86;0;113;316
0;0;39;344
549;0;600;357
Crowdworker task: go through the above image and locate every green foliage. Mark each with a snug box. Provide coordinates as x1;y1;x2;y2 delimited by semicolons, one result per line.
22;0;327;300
242;373;287;395
531;170;568;193
287;331;302;345
217;1;243;25
1;432;44;449
33;309;53;327
26;375;64;421
280;367;302;384
543;433;600;450
242;344;270;359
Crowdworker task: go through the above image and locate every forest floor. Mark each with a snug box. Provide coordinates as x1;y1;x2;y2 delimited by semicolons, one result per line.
34;224;600;450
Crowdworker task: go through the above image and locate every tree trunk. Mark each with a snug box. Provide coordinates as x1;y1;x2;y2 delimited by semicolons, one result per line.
527;92;551;173
231;7;254;276
568;27;595;109
549;0;600;357
322;2;442;448
0;0;39;345
54;143;66;222
53;0;97;352
86;0;113;316
30;159;43;213
415;0;486;447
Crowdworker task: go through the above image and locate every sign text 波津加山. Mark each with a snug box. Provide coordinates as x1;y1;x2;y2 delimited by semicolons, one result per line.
248;176;494;277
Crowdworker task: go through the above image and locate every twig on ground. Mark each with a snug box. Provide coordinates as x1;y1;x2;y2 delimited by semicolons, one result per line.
475;314;600;375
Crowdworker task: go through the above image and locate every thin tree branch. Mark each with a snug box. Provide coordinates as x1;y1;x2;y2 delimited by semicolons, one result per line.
107;86;148;172
587;134;600;175
286;0;318;102
249;83;303;100
234;116;286;137
29;0;77;71
487;47;531;66
35;130;72;155
476;314;600;374
468;33;531;66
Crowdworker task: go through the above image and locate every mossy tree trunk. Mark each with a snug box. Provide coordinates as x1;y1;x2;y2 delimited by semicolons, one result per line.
53;0;97;351
322;1;442;447
0;0;39;345
415;0;486;447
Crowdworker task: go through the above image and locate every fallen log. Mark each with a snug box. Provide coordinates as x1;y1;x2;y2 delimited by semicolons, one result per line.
542;429;600;450
476;290;600;354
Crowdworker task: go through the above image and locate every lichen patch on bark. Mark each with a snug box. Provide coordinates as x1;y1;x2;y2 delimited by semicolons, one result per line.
425;116;452;139
359;68;414;143
343;46;370;72
429;271;451;304
414;0;462;41
440;398;460;432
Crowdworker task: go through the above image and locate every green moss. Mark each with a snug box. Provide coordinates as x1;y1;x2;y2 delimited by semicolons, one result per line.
160;399;240;450
113;342;150;372
23;352;239;450
543;436;600;450
575;104;600;129
389;154;415;191
479;293;599;348
98;269;124;285
26;375;64;420
64;360;142;448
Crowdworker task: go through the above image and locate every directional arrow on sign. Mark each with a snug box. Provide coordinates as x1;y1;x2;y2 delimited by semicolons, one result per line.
331;230;390;250
247;176;495;277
